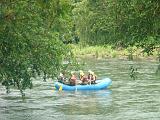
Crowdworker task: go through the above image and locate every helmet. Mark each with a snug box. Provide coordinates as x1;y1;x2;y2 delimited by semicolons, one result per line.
88;70;92;74
91;72;94;75
79;70;84;76
71;71;75;75
59;73;63;77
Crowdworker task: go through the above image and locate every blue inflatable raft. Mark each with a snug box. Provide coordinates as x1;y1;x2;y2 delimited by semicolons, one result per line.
54;78;112;91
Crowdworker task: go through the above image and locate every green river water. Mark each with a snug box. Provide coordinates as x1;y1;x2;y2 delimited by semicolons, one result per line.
0;58;160;120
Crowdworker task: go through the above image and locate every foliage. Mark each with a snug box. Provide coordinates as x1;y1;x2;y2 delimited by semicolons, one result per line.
0;0;74;95
73;0;160;51
129;66;138;80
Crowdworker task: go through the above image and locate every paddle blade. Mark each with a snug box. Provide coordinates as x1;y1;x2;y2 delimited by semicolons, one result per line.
59;85;63;91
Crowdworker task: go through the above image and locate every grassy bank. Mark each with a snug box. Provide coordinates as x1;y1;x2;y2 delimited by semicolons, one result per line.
69;44;159;61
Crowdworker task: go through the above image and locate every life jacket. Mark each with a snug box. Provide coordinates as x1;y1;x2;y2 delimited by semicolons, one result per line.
88;74;96;80
80;75;88;82
88;74;92;80
70;75;76;81
69;75;77;85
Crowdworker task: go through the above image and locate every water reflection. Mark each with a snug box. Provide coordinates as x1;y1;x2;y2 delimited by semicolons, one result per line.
53;90;112;115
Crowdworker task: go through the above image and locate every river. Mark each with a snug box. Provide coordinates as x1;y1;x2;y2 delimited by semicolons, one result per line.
0;58;160;120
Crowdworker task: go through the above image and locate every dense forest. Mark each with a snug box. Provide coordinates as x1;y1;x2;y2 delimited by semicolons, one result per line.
0;0;159;95
74;0;159;47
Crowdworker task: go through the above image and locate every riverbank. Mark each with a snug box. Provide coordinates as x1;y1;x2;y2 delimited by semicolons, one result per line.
70;44;160;61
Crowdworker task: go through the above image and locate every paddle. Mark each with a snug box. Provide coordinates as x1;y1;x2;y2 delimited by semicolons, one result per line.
59;85;62;91
75;79;77;91
58;84;63;91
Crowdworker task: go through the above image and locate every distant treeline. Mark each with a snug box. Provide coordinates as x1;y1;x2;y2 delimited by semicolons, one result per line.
73;0;159;49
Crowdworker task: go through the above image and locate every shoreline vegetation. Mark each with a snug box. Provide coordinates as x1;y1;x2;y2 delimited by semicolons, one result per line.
70;44;160;62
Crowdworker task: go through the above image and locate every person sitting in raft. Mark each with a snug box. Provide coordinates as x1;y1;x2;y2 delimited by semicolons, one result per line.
58;71;68;84
58;73;65;83
79;70;88;85
88;70;97;84
69;71;77;86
